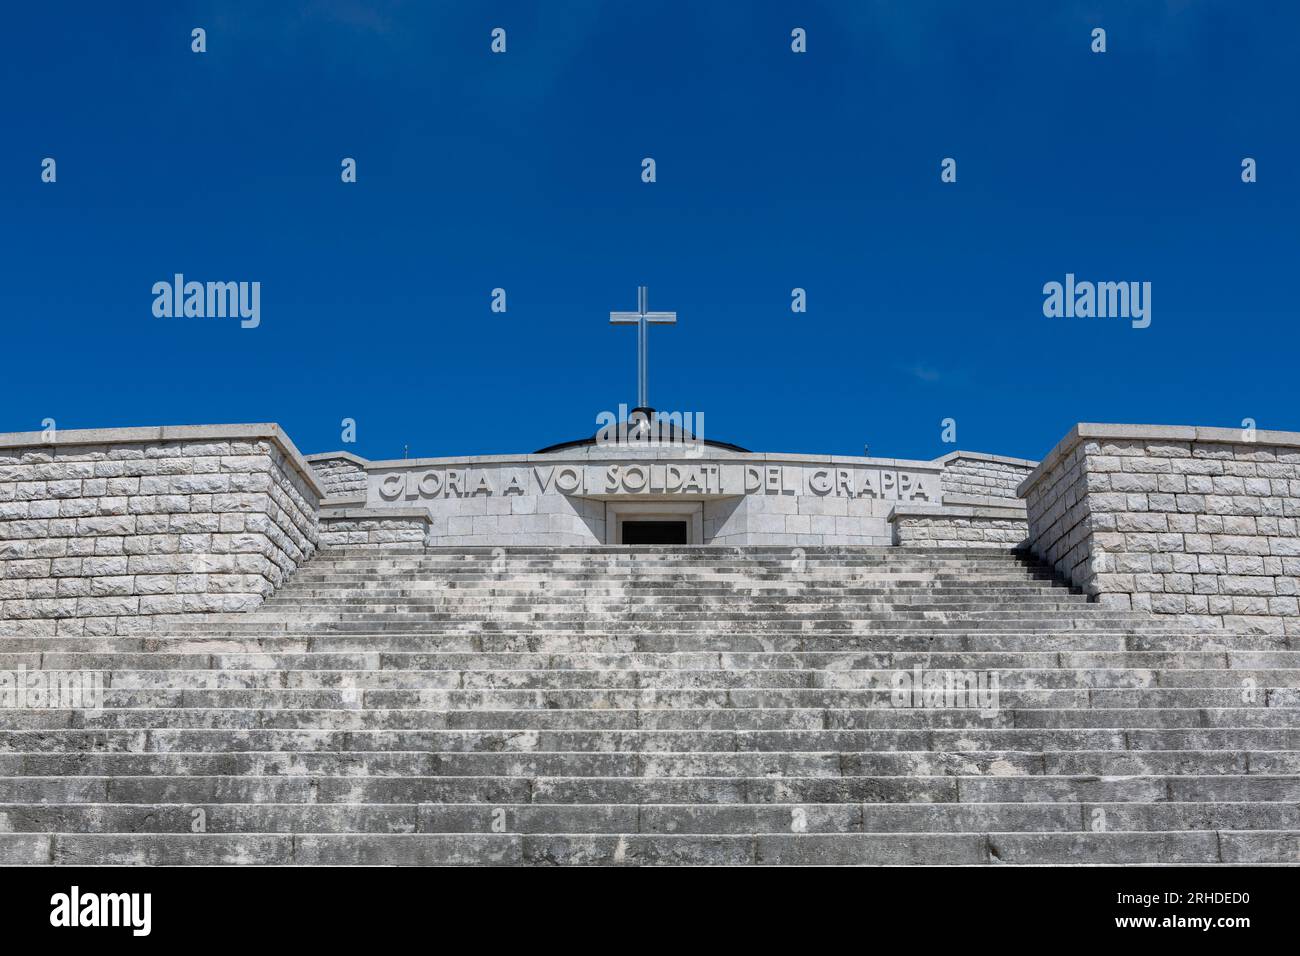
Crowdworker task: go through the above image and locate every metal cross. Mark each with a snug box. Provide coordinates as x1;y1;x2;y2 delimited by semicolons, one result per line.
609;286;676;410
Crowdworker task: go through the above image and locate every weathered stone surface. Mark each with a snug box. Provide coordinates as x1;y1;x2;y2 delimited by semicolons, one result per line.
936;451;1036;502
1020;424;1300;633
0;426;322;634
889;503;1028;549
300;446;1035;548
306;452;369;499
318;508;431;550
5;420;1299;865
2;544;1298;866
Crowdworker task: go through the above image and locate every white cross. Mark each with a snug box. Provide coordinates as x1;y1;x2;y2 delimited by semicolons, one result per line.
609;286;676;410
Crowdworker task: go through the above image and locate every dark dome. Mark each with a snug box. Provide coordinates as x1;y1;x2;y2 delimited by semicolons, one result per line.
534;408;749;455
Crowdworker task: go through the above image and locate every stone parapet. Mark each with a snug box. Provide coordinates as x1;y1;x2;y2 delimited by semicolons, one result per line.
299;445;1033;547
888;502;1028;549
1019;424;1300;635
305;451;369;499
0;425;322;635
936;451;1037;501
319;507;431;549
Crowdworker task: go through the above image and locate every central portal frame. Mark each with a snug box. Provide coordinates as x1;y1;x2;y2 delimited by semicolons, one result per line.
604;500;704;545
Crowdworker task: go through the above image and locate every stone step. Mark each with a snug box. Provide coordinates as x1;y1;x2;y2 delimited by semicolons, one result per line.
5;639;1279;660
1;749;1295;778
178;608;1151;626
314;546;1024;555
280;572;1067;583
266;584;1083;596
2;774;1298;804
5;543;1289;865
322;546;1019;555
104;637;1220;655
297;568;1054;577
282;568;1066;577
154;629;1206;650
4;830;1296;865
299;553;1041;566
311;548;1026;558
67;666;1300;690
45;686;1300;709
274;572;1073;581
275;577;1070;590
260;600;1097;613
268;583;1086;593
287;581;1069;590
8;727;1300;752
389;557;1041;565
4;706;1297;731
3;801;1297;834
176;615;1139;630
284;557;1059;568
12;650;1299;671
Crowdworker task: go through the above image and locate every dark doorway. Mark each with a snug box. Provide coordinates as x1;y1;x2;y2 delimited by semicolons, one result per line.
621;520;689;544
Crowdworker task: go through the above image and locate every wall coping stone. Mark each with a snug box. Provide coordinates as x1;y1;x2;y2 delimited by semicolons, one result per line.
942;493;1029;512
339;451;946;469
305;447;1029;471
304;450;370;467
0;423;326;501
933;450;1039;469
320;495;367;508
888;502;1028;522
1016;423;1300;498
320;507;432;523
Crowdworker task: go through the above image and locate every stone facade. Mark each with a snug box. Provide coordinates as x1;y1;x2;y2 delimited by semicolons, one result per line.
10;417;1300;636
1020;433;1094;590
889;503;1029;549
937;452;1036;502
305;452;368;500
1019;424;1300;635
319;507;431;549
0;425;323;635
348;446;993;547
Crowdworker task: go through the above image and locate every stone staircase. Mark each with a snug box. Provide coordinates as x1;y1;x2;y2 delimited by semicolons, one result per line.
1;545;1297;865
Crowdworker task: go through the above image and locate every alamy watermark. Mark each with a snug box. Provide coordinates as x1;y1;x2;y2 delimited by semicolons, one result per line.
1042;273;1150;329
50;886;151;936
0;665;104;710
152;274;261;328
596;405;705;457
890;666;1000;717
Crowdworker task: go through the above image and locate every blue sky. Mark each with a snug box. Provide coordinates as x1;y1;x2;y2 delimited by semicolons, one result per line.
3;1;1296;463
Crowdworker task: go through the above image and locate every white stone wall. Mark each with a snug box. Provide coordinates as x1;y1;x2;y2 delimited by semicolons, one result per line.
1023;440;1095;590
705;493;897;546
306;453;368;499
320;509;429;549
890;504;1029;549
0;426;322;635
939;453;1036;501
361;450;946;547
1020;424;1300;636
406;491;606;547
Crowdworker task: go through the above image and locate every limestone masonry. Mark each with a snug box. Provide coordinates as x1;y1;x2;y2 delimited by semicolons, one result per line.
302;446;1033;549
4;420;1300;634
3;418;1300;866
0;425;321;635
1020;424;1300;636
